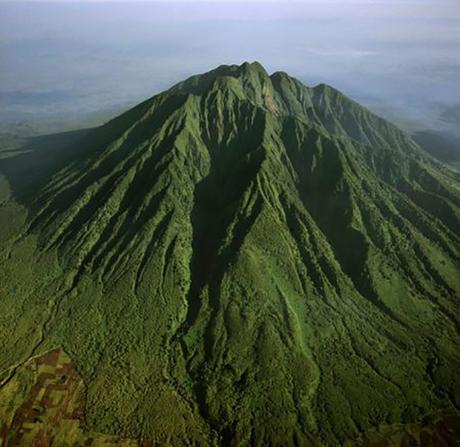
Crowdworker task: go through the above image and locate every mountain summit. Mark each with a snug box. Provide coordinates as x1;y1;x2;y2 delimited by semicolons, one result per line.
1;62;459;446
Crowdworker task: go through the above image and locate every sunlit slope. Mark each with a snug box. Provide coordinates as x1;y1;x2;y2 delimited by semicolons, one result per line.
1;62;459;446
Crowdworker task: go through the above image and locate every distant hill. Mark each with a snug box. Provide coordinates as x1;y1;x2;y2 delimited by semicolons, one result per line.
1;62;459;446
413;130;460;170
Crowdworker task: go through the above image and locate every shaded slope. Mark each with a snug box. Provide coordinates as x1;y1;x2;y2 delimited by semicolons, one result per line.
0;62;459;446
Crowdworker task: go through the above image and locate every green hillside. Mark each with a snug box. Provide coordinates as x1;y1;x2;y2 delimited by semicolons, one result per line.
1;62;459;446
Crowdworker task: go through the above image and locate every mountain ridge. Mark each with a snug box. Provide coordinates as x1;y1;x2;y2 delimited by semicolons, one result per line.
0;61;459;446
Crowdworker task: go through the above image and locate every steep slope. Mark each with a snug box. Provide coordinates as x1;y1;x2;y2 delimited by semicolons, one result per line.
0;62;459;446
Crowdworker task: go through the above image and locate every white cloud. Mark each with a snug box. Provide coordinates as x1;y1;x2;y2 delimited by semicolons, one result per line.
302;46;377;58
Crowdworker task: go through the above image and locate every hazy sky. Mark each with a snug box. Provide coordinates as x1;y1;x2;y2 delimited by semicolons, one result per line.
0;1;459;134
8;0;378;1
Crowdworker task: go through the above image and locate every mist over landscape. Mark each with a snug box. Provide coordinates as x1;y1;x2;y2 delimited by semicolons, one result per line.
1;0;459;139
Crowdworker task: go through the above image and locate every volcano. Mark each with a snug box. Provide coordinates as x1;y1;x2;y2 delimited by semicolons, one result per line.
0;62;459;446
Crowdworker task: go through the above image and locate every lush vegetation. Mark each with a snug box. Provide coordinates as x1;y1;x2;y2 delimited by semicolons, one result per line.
1;62;459;446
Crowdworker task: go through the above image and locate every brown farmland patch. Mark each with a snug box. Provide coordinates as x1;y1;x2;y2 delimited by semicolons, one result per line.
0;348;156;447
346;412;460;447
